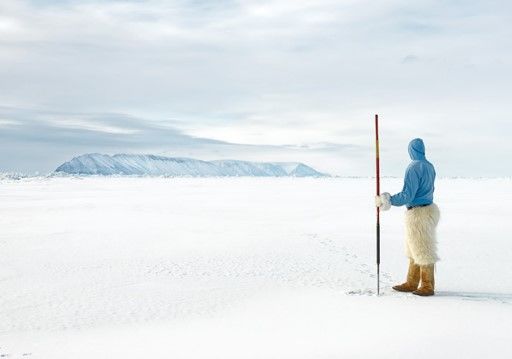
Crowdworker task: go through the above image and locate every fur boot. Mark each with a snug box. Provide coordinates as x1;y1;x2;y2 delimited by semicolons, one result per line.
392;259;420;292
405;204;440;266
413;264;435;296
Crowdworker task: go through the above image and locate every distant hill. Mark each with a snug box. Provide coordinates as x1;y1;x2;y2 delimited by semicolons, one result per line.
55;154;328;177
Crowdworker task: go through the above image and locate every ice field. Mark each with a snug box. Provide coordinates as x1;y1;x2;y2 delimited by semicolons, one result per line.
1;177;511;358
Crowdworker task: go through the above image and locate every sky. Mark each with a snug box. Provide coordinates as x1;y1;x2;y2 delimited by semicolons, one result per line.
0;0;511;176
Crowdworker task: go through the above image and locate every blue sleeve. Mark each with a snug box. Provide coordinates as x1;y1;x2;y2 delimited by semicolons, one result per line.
390;164;420;207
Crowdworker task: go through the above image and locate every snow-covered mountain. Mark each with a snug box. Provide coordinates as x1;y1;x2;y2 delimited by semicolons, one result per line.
55;154;328;177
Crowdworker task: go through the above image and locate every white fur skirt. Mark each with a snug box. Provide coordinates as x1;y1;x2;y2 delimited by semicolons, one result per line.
405;203;440;265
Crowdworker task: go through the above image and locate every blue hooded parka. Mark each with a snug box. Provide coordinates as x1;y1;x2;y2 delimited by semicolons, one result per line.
390;138;436;208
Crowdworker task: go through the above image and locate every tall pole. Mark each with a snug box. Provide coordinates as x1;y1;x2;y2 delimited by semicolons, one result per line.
375;114;381;296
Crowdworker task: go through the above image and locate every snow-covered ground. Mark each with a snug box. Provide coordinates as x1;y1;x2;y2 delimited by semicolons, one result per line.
1;177;511;358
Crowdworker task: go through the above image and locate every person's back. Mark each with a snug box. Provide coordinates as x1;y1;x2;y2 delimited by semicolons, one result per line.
389;138;436;208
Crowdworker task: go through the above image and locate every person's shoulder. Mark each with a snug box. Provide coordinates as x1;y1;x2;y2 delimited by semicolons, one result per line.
408;160;435;175
405;161;422;177
407;160;422;170
423;159;436;170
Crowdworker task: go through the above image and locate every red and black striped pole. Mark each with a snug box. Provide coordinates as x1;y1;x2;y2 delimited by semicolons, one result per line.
375;114;381;296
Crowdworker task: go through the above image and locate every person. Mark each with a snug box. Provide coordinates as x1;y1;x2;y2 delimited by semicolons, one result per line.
375;138;440;296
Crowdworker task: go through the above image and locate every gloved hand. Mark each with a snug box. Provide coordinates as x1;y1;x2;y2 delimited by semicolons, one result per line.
375;192;392;211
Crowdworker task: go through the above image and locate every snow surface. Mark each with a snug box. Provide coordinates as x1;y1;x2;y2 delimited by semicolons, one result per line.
55;153;326;177
1;177;511;358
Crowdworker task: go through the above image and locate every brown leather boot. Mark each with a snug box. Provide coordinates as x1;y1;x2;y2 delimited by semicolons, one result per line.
392;259;420;292
413;264;435;296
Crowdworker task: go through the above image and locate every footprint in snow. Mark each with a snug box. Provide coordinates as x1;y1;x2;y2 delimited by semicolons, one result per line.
347;289;376;296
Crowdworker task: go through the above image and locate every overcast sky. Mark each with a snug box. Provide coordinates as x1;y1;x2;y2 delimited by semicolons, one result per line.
1;0;511;176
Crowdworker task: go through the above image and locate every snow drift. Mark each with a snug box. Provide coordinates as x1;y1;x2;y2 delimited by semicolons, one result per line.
55;153;327;177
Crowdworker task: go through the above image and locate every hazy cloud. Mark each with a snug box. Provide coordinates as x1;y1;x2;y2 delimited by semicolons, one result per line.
0;106;365;174
1;0;511;176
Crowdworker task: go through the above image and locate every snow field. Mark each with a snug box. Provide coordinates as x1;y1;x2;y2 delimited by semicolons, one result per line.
1;177;511;358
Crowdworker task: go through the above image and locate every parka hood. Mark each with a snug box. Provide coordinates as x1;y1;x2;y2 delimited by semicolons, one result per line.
408;138;426;161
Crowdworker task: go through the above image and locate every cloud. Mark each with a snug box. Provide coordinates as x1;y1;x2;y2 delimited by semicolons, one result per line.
0;106;366;174
401;54;419;64
0;0;511;176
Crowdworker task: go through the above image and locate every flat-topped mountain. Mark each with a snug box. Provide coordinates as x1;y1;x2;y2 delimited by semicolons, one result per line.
55;154;328;177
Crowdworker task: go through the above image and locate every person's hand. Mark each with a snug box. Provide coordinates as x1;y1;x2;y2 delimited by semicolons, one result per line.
375;192;391;211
